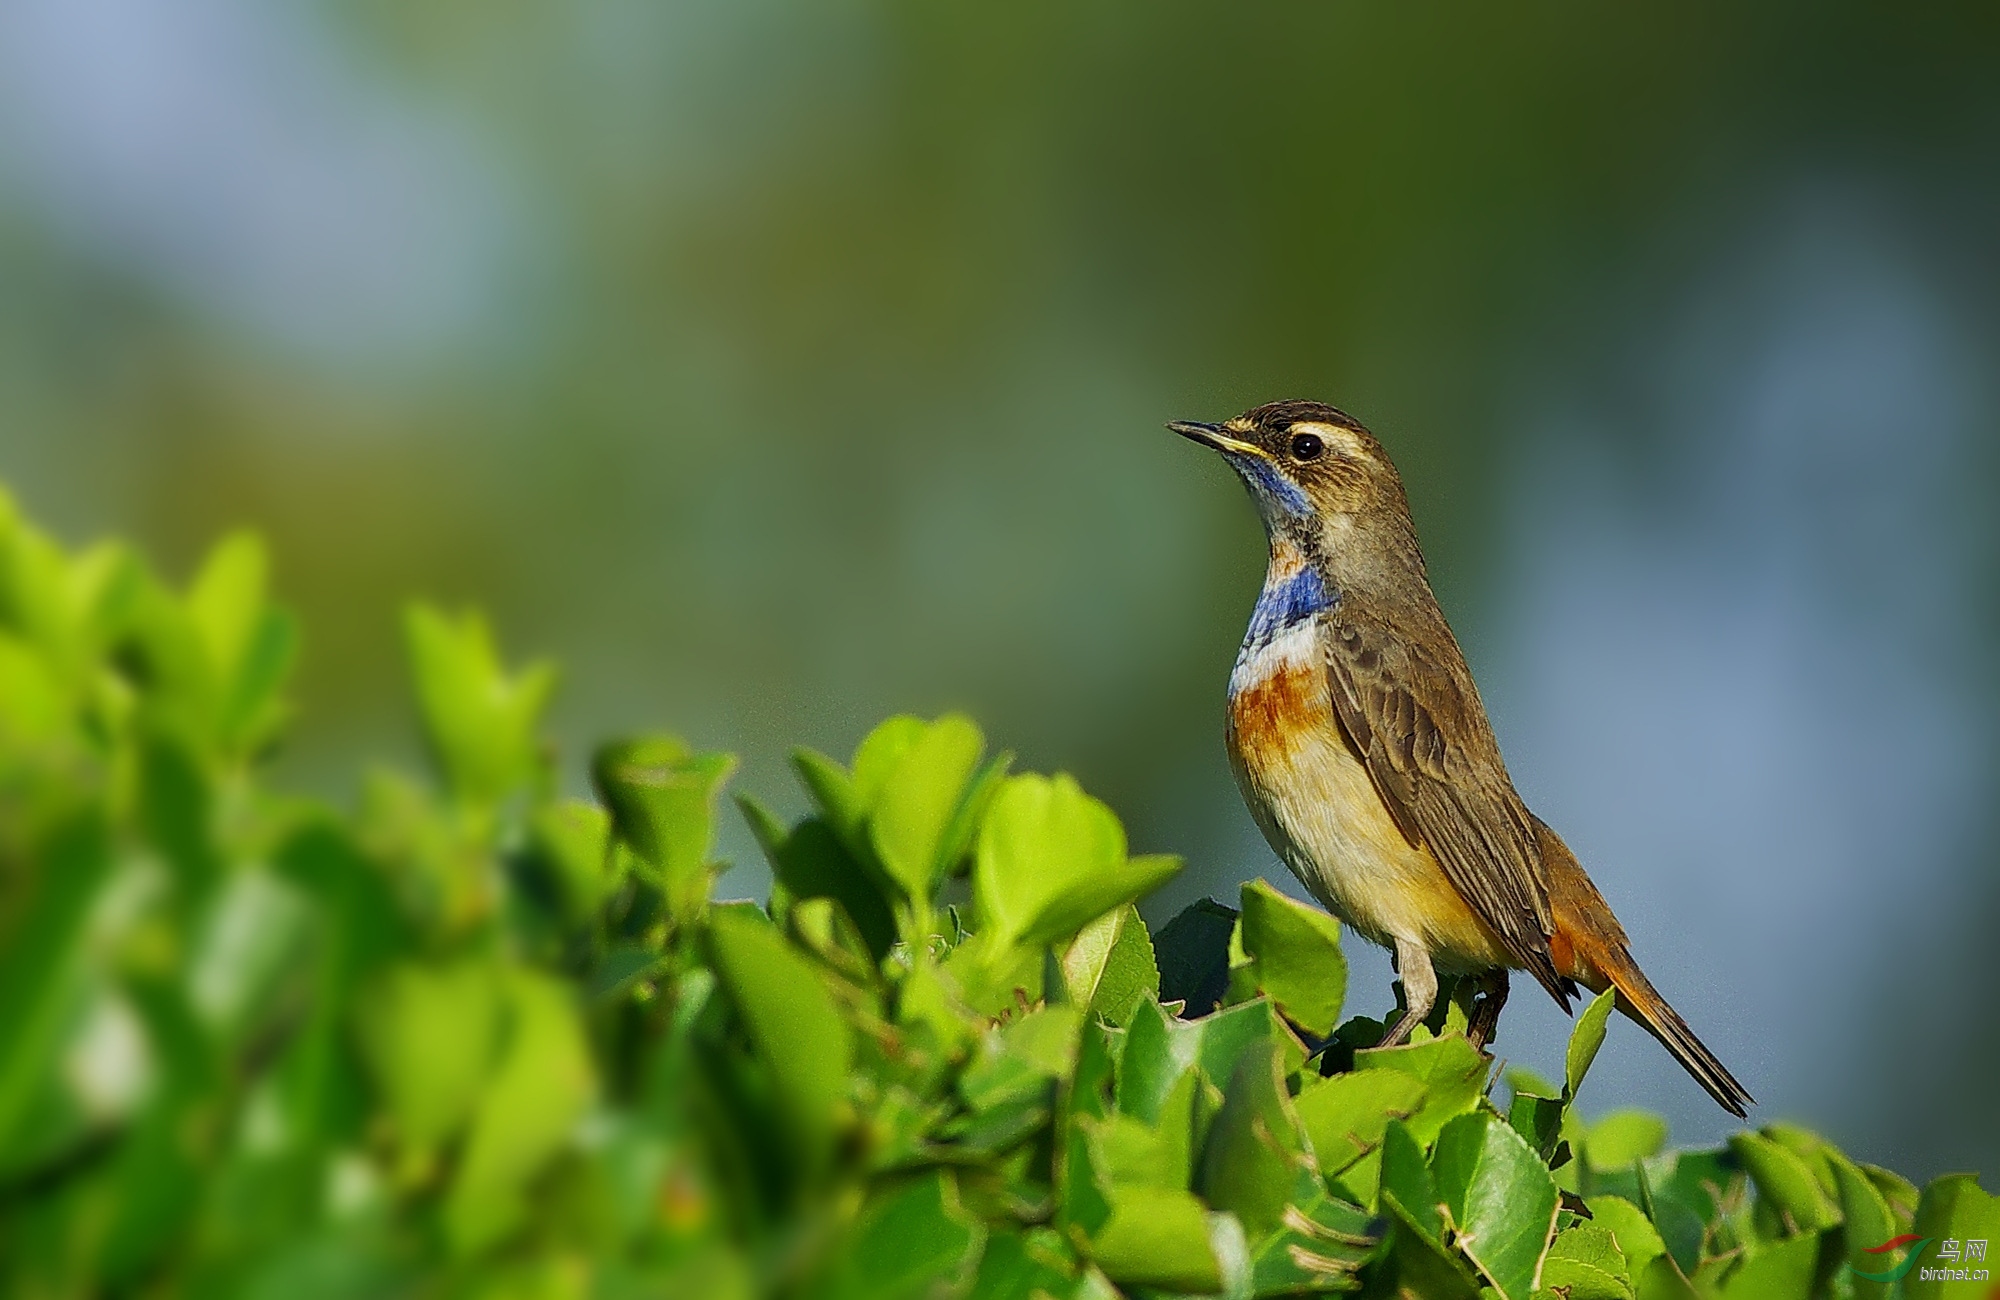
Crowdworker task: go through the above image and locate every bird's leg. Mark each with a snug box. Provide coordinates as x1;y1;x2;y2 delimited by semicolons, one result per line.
1379;937;1438;1048
1467;970;1509;1053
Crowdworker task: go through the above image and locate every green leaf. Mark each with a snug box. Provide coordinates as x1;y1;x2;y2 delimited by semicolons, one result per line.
785;896;880;990
1829;1151;1898;1298
186;531;296;754
132;727;217;896
1059;1108;1115;1238
804;1171;985;1300
1716;1232;1818;1300
589;943;665;999
1585;1195;1665;1276
896;958;979;1065
1729;1132;1841;1233
792;746;868;848
705;905;853;1173
1090;908;1157;1027
1294;1067;1428;1184
1907;1174;2000;1300
1059;905;1157;1027
1067;1267;1123;1300
1087;1185;1223;1291
1116;996;1291;1124
443;971;596;1256
1538;1259;1632;1300
1204;999;1308;1085
1197;1044;1312;1242
1509;1091;1566;1164
1430;1111;1560;1300
1254;1207;1381;1294
1548;1224;1630;1276
942;931;1046;1019
1153;898;1237;1018
1150;1067;1203;1188
1633;1254;1700;1300
592;734;736;922
1246;1186;1381;1294
934;751;1013;877
526;798;615;923
1507;1066;1558;1100
1582;1111;1670;1173
1379;1121;1480;1295
403;603;556;805
267;822;410;1145
1381;1119;1444;1241
0;498;143;690
1635;1148;1743;1274
186;868;309;1044
793;716;931;883
354;959;504;1150
1762;1122;1840;1204
960;1004;1080;1113
1111;999;1185;1122
1068;1018;1118;1124
1380;1187;1482;1300
0;814;113;1166
1060;906;1123;1008
1355;1033;1489;1145
1081;1110;1180;1190
850;715;931;808
868;714;985;901
974;773;1179;949
968;1230;1079;1300
1194;1045;1385;1293
0;630;65;748
1236;878;1347;1037
1860;1162;1920;1222
91;988;217;1285
741;803;897;960
658;1247;757;1300
1540;1224;1632;1299
1565;987;1617;1099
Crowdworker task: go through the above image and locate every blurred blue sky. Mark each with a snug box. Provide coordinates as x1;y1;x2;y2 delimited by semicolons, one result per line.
0;0;1995;1175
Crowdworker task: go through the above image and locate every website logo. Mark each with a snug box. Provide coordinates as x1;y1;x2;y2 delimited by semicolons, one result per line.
1851;1235;1929;1284
1850;1234;1990;1286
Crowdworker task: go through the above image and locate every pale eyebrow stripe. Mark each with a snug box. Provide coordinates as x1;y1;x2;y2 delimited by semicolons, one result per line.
1286;421;1362;454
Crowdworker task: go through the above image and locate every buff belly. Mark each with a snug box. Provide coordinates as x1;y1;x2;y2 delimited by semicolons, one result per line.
1226;623;1512;972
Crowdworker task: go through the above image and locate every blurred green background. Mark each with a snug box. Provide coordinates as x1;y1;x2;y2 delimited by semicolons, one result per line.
1;1;1995;1179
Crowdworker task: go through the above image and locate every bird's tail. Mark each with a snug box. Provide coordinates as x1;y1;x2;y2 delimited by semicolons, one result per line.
1534;817;1755;1118
1572;925;1754;1119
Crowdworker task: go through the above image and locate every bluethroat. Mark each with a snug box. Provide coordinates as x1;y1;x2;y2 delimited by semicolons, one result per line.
1173;400;1752;1116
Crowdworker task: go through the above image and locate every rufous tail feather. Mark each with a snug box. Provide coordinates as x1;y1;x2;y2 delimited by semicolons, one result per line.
1534;816;1754;1118
1579;929;1752;1118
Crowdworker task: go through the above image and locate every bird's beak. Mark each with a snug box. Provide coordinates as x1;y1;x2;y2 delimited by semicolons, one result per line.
1168;420;1262;457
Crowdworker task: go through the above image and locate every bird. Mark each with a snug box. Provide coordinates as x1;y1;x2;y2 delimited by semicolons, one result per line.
1171;399;1753;1116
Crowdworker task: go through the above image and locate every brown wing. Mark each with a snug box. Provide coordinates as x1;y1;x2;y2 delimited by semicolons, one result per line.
1320;605;1572;1007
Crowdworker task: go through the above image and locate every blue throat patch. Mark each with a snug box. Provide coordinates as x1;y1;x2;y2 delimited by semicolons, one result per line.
1232;454;1312;519
1244;566;1336;648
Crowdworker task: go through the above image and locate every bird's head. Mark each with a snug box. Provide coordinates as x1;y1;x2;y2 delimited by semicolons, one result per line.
1169;400;1412;541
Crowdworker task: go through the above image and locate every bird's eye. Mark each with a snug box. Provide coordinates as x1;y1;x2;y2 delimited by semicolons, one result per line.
1288;431;1324;462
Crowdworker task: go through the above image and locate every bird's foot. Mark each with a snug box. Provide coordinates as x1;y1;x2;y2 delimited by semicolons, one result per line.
1466;970;1510;1053
1378;937;1439;1048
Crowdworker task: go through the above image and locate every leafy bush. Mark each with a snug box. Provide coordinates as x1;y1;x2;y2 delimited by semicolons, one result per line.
0;485;1992;1300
